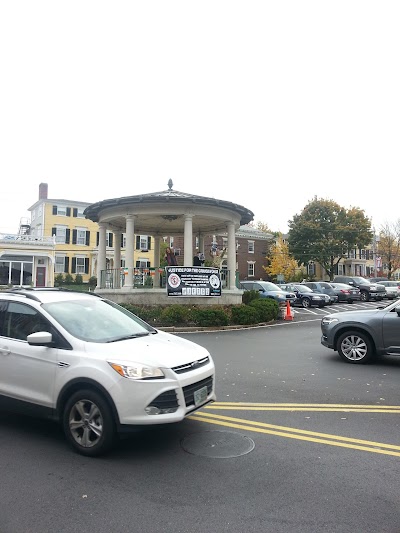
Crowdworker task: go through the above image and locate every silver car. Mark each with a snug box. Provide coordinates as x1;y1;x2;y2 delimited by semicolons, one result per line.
376;280;400;300
321;299;400;364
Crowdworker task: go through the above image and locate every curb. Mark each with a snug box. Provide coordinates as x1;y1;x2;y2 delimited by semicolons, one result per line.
158;320;279;333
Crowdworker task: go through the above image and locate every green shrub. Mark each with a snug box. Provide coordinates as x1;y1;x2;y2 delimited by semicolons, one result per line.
242;289;260;305
64;273;74;285
54;274;64;287
144;275;153;287
248;298;279;322
160;305;189;326
74;274;83;285
88;276;97;289
230;304;259;325
191;307;229;327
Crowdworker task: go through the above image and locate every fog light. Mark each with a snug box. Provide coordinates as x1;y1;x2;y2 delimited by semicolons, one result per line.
145;406;179;415
145;406;161;415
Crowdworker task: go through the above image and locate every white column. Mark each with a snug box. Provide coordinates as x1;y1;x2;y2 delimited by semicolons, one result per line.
183;214;193;266
227;222;237;290
199;234;205;255
125;215;135;289
113;230;121;288
97;223;107;289
153;235;161;288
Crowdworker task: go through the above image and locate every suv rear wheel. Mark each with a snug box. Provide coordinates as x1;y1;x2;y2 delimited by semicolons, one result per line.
337;330;376;364
63;389;116;457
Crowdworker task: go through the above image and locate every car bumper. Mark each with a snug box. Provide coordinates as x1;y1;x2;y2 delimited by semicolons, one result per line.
321;334;333;349
109;362;216;427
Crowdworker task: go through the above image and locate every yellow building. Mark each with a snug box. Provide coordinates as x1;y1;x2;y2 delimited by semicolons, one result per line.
27;183;155;285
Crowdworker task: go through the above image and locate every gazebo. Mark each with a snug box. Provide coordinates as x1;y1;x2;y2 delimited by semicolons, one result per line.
84;180;254;305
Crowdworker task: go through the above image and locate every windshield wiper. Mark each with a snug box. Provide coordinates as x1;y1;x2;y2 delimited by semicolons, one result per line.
106;332;150;343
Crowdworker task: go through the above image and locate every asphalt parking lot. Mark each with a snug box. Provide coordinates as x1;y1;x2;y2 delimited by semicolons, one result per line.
1;299;400;533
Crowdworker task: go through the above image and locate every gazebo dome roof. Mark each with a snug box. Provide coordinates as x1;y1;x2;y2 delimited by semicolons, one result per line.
84;180;254;234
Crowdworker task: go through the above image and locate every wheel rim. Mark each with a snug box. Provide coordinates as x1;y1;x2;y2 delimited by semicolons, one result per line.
360;292;367;301
302;299;310;308
340;335;368;361
69;399;103;448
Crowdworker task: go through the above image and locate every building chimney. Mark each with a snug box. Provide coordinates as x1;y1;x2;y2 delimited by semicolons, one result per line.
39;182;48;200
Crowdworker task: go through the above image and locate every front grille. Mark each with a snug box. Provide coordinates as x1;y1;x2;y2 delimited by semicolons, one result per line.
183;376;213;407
172;356;210;374
148;389;179;410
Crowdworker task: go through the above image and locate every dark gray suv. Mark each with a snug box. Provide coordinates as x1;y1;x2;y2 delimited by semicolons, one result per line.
321;299;400;364
332;276;385;302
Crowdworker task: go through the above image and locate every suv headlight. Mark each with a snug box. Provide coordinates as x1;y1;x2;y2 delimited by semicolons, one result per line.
109;362;165;380
321;317;339;326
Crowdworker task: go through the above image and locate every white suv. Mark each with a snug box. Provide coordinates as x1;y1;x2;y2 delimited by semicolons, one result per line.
0;288;216;456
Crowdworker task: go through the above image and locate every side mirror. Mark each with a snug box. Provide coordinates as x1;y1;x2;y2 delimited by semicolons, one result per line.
27;331;54;346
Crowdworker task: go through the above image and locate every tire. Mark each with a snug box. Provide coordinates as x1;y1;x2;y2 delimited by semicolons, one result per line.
360;291;369;302
302;298;311;308
337;330;376;364
348;300;353;304
63;389;116;457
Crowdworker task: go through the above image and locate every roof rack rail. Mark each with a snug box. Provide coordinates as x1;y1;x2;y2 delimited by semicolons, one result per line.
4;289;42;301
3;287;101;298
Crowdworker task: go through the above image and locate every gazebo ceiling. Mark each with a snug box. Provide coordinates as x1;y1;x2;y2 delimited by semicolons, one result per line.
84;181;254;235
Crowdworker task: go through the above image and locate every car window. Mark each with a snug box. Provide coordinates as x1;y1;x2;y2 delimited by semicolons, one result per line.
319;282;331;289
258;282;282;291
2;302;49;341
295;285;312;292
353;277;370;284
43;298;155;342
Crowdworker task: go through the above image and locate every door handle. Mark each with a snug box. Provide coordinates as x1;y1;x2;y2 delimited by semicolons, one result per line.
0;347;11;355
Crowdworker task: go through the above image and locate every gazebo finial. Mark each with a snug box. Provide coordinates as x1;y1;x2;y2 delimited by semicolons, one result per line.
167;178;173;190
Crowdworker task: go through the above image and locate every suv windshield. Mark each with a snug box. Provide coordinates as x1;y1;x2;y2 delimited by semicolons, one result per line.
258;282;283;291
353;277;371;284
43;298;156;343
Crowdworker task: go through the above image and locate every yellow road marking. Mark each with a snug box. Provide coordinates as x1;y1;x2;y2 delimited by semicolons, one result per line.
188;410;400;457
205;402;400;413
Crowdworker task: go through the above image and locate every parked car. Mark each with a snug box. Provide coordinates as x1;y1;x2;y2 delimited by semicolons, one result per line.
321;298;400;364
329;282;362;303
0;288;216;456
239;280;296;304
369;277;389;283
279;283;330;308
332;275;386;302
375;280;400;300
301;281;339;304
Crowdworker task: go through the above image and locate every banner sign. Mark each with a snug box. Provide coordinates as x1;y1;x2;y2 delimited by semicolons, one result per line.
165;266;222;297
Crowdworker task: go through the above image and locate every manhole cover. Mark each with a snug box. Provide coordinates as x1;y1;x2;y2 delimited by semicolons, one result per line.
181;430;255;458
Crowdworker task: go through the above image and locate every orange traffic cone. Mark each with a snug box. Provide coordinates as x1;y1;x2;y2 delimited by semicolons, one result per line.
284;300;293;321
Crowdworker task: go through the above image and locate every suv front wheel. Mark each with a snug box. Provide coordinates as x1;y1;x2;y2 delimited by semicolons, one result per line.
63;389;116;457
360;291;369;302
337;330;376;364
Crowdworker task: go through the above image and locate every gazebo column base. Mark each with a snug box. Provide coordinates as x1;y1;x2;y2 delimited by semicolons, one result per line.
95;288;243;306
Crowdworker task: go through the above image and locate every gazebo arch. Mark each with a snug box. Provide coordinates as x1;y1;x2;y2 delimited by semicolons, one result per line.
84;181;254;305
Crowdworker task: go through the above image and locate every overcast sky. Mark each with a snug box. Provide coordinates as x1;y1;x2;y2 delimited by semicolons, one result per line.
1;1;399;235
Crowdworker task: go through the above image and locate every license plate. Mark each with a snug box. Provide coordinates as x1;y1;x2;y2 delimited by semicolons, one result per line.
194;385;208;407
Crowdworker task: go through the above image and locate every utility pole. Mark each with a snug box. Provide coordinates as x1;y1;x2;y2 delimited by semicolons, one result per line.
373;228;377;276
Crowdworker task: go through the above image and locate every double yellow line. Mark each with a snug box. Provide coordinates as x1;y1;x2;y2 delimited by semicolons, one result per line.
188;403;400;457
